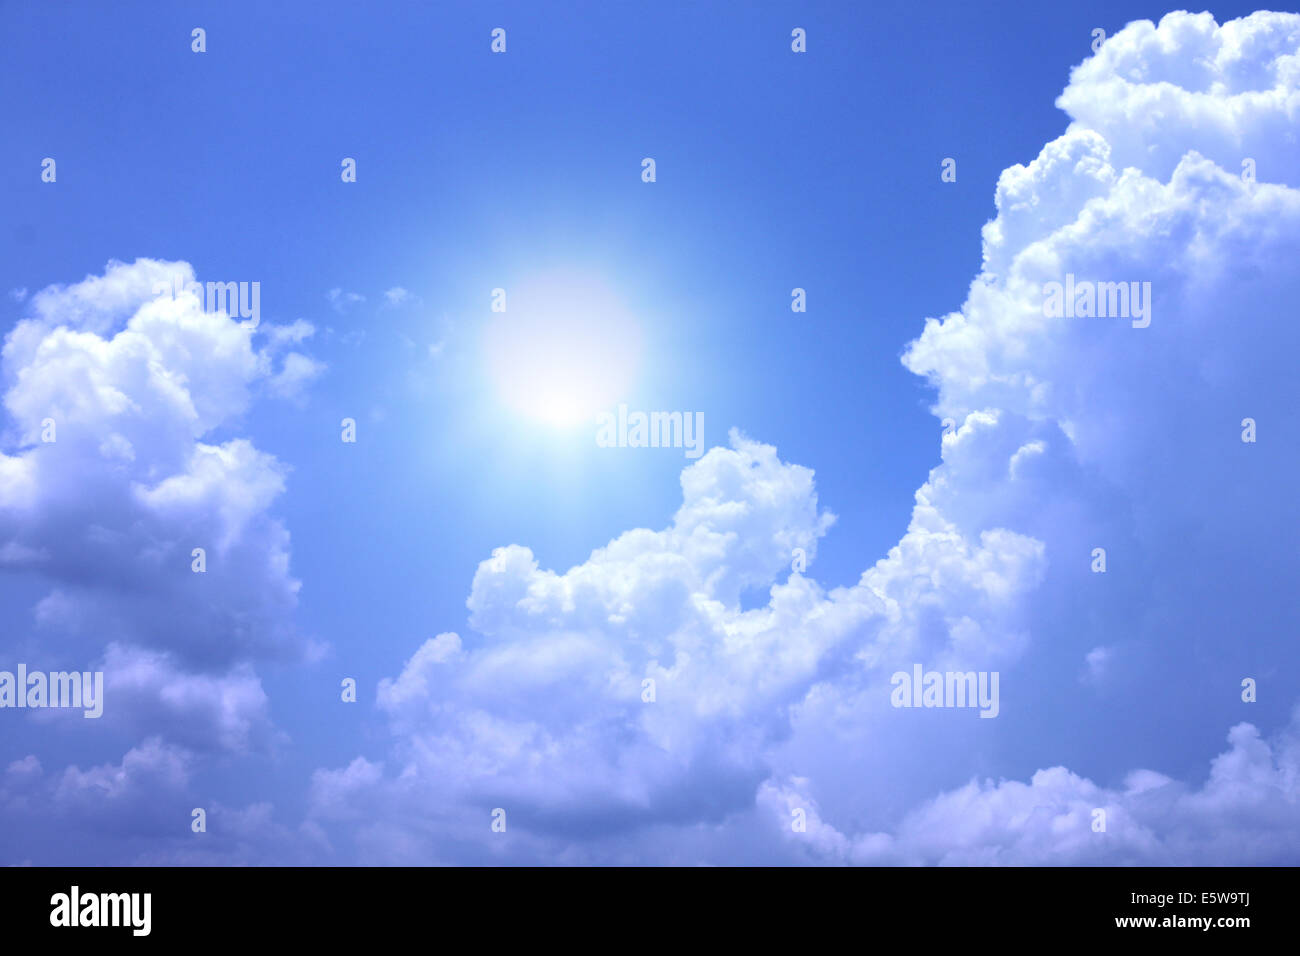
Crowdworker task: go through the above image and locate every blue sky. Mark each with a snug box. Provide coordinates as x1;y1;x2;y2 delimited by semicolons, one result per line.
1;1;1297;865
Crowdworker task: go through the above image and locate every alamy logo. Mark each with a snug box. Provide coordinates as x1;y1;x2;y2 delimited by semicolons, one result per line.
50;886;150;936
152;273;260;327
596;404;704;459
890;664;1000;718
0;665;103;718
1042;274;1151;328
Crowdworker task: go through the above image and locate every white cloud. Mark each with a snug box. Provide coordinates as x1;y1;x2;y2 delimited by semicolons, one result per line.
55;738;192;805
310;431;1043;860
326;288;364;313
6;11;1295;866
0;259;311;756
0;740;327;865
762;707;1300;865
99;643;278;754
310;11;1300;864
261;319;315;348
1083;645;1112;683
266;352;326;402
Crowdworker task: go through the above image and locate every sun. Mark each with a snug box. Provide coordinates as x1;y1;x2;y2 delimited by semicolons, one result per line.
483;273;644;428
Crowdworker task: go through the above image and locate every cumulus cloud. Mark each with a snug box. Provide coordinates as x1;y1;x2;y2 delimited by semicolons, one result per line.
0;740;326;865
307;429;1043;861
762;706;1300;865
5;11;1297;867
308;11;1300;864
0;259;313;758
0;739;190;861
99;643;279;754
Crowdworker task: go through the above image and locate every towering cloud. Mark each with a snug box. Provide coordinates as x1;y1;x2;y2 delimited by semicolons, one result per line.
6;10;1298;866
310;11;1300;864
0;258;322;862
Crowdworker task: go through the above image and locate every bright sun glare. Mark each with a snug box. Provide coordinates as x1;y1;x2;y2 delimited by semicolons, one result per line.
484;273;644;428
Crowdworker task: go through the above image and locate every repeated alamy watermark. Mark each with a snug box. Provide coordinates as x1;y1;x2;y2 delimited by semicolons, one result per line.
152;273;260;327
1042;274;1151;328
596;404;703;459
0;664;103;718
891;664;999;718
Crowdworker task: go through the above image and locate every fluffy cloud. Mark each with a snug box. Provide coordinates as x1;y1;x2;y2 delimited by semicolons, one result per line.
0;740;325;865
763;705;1300;865
307;429;1043;861
6;10;1298;866
0;259;317;757
309;11;1300;864
0;739;190;862
258;320;325;402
